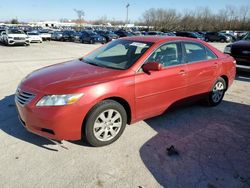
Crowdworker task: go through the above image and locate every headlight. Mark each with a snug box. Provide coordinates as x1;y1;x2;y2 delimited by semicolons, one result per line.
36;93;83;106
224;46;231;54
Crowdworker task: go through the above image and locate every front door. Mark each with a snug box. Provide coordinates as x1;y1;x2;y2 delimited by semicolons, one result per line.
135;42;188;120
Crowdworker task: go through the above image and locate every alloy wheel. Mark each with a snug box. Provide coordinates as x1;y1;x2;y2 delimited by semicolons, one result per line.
93;109;122;141
212;81;224;103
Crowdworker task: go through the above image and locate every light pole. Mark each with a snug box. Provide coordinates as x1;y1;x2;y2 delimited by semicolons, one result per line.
126;3;130;25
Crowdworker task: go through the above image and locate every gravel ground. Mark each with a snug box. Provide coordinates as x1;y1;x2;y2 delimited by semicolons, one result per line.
0;41;249;188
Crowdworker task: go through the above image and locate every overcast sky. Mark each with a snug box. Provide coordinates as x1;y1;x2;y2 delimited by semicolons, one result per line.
0;0;249;22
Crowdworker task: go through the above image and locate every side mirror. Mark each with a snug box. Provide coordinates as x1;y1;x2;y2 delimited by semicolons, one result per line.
142;62;163;73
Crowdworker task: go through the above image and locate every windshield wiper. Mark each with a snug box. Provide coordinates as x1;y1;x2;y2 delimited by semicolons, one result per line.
83;59;124;70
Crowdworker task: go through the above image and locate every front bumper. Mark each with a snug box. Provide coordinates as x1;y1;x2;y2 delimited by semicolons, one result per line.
94;38;106;43
234;57;250;71
15;87;87;141
8;38;30;45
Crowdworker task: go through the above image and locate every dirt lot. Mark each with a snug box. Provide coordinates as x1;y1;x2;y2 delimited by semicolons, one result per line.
0;41;249;188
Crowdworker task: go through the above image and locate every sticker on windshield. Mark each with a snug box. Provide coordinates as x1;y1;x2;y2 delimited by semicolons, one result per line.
129;42;147;48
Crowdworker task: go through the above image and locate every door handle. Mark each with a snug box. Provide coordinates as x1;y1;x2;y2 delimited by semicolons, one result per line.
179;70;186;75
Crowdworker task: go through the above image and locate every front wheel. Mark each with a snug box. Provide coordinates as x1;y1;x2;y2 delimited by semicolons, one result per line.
206;77;226;106
84;100;127;147
89;39;95;44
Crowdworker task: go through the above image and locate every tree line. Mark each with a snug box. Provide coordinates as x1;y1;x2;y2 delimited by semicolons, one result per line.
139;5;250;31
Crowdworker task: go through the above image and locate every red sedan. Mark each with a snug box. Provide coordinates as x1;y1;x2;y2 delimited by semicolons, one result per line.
15;36;236;146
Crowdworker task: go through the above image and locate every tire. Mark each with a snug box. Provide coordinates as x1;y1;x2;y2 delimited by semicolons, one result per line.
84;100;127;147
89;39;95;44
220;38;225;43
206;77;226;106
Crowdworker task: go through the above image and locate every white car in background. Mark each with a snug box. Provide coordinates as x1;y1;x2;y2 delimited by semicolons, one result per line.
1;29;30;46
39;30;51;41
27;32;43;43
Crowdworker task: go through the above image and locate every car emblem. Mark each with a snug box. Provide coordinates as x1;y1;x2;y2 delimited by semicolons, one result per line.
242;50;250;55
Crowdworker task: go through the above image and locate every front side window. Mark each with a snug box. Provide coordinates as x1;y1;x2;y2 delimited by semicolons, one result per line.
83;40;153;70
145;42;182;67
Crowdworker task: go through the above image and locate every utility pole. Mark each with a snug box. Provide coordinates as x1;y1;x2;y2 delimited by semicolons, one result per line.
126;3;130;24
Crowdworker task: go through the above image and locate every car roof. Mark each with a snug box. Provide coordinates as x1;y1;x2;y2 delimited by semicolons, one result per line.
120;36;201;43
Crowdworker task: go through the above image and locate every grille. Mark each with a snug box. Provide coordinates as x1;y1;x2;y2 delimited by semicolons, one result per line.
15;89;35;106
14;37;25;40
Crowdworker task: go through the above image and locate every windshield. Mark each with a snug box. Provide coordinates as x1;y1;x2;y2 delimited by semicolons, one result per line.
243;32;250;40
8;30;25;34
83;39;153;70
28;33;39;35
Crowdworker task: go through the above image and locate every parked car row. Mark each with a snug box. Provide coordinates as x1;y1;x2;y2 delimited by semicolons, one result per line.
1;25;249;46
0;28;52;46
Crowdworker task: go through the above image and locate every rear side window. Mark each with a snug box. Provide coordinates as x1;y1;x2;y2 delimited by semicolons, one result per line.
183;42;217;62
206;47;217;59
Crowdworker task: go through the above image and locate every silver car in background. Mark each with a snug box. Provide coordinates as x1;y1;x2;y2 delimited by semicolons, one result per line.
1;29;30;46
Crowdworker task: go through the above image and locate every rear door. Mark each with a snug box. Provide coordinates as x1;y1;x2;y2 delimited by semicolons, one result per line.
135;42;188;120
183;41;219;96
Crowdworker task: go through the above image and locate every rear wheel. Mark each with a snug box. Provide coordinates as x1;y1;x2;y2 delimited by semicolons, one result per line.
84;100;127;147
206;77;226;106
220;38;225;43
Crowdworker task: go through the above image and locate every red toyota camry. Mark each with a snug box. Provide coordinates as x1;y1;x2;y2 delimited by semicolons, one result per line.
15;36;236;146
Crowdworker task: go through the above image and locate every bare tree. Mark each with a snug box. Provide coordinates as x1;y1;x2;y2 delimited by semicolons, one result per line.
141;5;250;31
74;9;85;26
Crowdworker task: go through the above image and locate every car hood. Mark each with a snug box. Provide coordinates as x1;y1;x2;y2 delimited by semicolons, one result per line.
8;34;27;37
21;59;126;93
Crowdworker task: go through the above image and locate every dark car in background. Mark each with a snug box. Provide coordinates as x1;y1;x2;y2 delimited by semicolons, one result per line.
114;30;133;37
205;32;231;42
73;32;82;42
164;32;176;36
224;32;250;71
60;30;76;41
96;30;119;42
175;31;204;40
147;31;164;36
80;30;106;44
222;33;237;42
51;31;63;41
